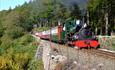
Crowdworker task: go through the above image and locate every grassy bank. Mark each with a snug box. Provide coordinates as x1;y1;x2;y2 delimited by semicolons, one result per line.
0;34;44;70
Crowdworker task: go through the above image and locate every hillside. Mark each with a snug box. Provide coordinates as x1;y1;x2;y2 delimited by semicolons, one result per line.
0;2;44;70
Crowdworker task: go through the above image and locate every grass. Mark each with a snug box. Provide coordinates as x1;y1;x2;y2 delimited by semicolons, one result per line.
0;34;44;70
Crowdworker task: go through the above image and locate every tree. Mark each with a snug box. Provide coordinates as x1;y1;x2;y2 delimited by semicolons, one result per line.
88;0;115;35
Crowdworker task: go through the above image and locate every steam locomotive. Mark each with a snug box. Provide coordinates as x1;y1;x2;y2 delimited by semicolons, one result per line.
36;18;100;49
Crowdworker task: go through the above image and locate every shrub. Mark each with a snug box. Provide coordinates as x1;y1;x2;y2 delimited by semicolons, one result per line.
0;35;13;51
18;34;34;45
5;26;24;39
28;59;44;70
0;34;44;70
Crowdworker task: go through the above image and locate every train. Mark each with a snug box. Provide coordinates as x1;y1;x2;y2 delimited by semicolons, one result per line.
35;18;100;49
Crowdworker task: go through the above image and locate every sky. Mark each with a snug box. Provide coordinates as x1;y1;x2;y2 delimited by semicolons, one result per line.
0;0;30;11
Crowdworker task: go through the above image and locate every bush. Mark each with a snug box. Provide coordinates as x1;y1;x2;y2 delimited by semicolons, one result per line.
18;34;34;45
0;28;4;37
0;34;44;70
0;23;4;37
5;26;24;39
28;60;44;70
0;35;13;51
0;39;1;45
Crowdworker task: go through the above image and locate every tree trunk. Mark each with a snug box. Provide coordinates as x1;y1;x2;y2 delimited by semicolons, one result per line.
100;28;102;35
87;10;89;25
105;12;108;35
95;27;97;35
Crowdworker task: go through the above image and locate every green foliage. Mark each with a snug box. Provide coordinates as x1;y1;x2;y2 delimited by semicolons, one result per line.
5;26;24;39
28;60;44;70
0;39;1;45
32;0;80;27
88;0;115;35
0;34;43;70
0;2;44;70
0;35;13;51
18;34;34;45
0;23;4;37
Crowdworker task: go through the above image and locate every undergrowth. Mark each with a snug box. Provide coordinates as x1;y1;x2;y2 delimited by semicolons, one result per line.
0;34;44;70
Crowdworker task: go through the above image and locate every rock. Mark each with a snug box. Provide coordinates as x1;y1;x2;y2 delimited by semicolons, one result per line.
54;63;64;70
50;55;68;70
54;55;67;64
98;63;104;68
74;46;79;50
51;55;55;60
92;68;96;70
73;61;77;64
47;53;50;56
52;48;59;53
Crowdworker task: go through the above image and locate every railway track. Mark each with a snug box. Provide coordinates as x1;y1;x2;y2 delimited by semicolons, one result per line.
91;49;115;59
50;41;115;59
81;49;115;59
